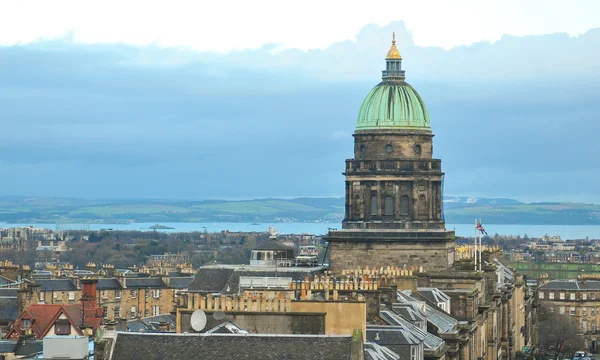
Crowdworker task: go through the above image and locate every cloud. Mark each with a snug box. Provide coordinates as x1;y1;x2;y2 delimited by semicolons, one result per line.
0;22;599;201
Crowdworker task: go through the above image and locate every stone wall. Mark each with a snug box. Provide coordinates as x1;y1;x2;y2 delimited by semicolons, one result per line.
328;237;455;273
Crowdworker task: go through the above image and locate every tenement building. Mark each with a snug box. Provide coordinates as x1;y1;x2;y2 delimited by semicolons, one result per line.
326;34;455;273
537;274;600;351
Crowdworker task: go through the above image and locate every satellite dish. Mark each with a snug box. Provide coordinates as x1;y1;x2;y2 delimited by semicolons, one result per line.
190;310;207;332
213;311;226;321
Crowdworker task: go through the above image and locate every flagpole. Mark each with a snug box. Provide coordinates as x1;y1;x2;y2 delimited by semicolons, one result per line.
474;218;478;271
479;218;482;272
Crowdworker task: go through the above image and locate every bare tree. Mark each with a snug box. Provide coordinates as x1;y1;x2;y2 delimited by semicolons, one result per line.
538;307;585;359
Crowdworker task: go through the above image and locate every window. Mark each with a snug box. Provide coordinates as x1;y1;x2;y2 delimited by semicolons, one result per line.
593;323;597;333
115;290;121;299
54;319;71;335
153;289;160;298
592;293;597;300
130;290;137;299
418;194;427;217
145;290;150;298
549;307;554;313
102;306;108;318
559;306;565;315
53;292;58;299
593;308;597;316
560;292;565;300
68;292;75;301
114;306;120;319
101;291;107;299
584;321;588;332
571;293;576;300
370;195;378;215
385;144;393;153
571;307;576;316
411;346;417;360
130;306;137;318
400;195;409;216
22;319;31;329
384;196;394;216
40;292;45;301
583;293;588;300
539;292;544;299
584;308;588;316
153;305;160;316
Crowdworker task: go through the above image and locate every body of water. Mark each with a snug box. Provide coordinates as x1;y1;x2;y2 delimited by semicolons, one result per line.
2;222;600;239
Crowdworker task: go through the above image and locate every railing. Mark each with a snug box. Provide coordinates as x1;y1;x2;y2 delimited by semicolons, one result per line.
345;159;442;173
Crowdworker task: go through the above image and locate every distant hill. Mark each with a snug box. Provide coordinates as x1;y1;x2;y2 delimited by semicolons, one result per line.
1;196;600;225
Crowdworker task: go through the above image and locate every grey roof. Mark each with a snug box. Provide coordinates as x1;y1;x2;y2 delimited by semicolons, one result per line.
0;297;18;321
417;288;450;304
127;314;176;332
539;280;600;290
169;277;194;289
188;266;324;294
390;304;425;323
364;342;400;360
126;278;167;289
110;332;355;360
254;240;295;251
397;291;459;334
0;340;16;354
0;275;15;286
380;310;444;352
366;326;421;346
188;268;235;293
205;321;247;334
97;278;123;290
14;338;43;356
37;279;77;291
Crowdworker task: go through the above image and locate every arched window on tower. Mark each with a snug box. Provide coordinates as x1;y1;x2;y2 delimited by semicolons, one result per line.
418;194;427;217
400;195;409;216
384;196;394;215
370;195;378;215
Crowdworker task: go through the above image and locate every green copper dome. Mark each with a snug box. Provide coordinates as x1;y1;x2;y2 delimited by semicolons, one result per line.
356;35;430;131
356;81;430;131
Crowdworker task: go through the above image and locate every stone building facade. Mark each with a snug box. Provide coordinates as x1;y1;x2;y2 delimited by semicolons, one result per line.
537;275;600;352
326;34;455;273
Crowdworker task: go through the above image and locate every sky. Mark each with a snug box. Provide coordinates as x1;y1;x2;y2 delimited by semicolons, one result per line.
1;1;600;203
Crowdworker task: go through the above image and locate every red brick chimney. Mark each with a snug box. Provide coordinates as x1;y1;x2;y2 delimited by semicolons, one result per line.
81;278;98;308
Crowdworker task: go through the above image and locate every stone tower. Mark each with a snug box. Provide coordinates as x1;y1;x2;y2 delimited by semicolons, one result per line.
326;34;456;273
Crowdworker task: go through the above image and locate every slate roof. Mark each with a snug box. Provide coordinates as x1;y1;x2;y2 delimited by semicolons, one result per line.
380;310;445;352
127;314;176;332
0;296;18;321
417;288;450;304
397;291;459;334
366;326;421;346
37;279;77;291
391;304;425;323
188;266;325;294
539;280;600;290
169;277;194;289
110;332;355;360
0;275;16;286
0;340;16;354
125;278;167;289
364;342;400;360
97;278;123;290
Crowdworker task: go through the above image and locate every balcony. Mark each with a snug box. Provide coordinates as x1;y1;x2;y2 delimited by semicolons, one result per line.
345;159;442;174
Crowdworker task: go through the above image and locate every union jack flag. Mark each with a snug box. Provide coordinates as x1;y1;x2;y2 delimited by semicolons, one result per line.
476;221;488;236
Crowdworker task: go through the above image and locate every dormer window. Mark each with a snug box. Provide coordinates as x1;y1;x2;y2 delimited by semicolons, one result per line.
55;319;71;335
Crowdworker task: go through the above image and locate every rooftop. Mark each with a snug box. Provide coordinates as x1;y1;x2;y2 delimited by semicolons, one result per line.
109;332;357;360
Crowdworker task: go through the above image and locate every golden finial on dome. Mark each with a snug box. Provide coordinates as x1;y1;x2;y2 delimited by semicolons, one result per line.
386;32;402;60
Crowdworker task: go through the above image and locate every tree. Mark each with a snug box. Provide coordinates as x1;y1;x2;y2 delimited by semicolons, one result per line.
537;307;584;359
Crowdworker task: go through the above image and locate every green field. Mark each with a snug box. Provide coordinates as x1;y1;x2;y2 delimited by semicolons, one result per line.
507;262;600;280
